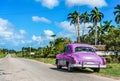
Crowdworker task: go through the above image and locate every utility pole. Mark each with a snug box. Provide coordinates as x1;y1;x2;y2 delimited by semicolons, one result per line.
30;45;31;58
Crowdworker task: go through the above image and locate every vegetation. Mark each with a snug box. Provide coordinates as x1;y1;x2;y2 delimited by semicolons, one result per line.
67;10;81;43
0;49;9;58
99;63;120;77
80;11;90;41
90;7;104;45
114;5;120;26
0;53;7;58
15;37;72;58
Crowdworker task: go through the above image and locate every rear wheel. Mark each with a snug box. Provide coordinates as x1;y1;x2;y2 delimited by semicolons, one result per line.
93;68;100;72
56;60;62;69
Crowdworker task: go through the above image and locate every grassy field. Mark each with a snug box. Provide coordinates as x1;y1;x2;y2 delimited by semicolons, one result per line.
26;57;56;65
0;53;7;58
99;63;120;77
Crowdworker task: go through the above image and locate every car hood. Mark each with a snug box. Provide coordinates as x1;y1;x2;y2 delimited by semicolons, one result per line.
71;52;101;61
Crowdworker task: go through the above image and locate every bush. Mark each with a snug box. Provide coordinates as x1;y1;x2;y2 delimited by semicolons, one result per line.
104;56;112;63
107;64;113;69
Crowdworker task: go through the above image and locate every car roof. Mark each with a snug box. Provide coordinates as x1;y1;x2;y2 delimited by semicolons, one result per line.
67;43;96;49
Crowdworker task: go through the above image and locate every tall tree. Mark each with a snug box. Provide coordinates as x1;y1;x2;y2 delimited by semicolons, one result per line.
88;26;96;44
104;28;120;62
114;4;120;27
50;34;56;46
80;12;90;37
51;34;56;40
103;20;114;33
54;37;72;53
97;23;105;44
67;10;81;43
90;7;104;45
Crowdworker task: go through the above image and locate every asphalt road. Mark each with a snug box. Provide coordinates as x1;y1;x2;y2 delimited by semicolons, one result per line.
0;54;119;81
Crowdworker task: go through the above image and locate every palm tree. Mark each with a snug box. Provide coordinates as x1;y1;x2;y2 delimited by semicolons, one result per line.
88;26;96;44
114;4;120;27
67;10;81;43
49;41;54;47
51;34;56;45
97;23;105;44
103;20;114;33
51;34;56;39
90;7;104;45
80;12;90;37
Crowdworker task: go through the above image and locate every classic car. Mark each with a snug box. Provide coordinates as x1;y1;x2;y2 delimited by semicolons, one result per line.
56;43;106;72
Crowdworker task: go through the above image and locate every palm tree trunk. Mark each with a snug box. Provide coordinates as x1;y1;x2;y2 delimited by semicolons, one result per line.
95;23;98;45
77;23;80;43
82;23;85;40
77;16;80;43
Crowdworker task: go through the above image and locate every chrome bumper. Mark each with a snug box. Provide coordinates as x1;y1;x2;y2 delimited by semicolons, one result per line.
70;64;106;68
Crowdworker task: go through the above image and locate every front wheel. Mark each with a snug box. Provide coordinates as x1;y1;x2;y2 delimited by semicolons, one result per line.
93;68;100;72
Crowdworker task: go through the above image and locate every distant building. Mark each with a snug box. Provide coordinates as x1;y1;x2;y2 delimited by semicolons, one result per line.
93;45;120;56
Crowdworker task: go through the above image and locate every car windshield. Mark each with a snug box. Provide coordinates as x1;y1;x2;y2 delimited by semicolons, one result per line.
75;47;95;52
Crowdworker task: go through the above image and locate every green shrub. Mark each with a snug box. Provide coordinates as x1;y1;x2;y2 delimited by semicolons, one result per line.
104;56;112;63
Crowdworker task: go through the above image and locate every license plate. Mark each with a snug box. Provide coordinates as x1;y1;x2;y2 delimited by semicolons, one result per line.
86;62;94;64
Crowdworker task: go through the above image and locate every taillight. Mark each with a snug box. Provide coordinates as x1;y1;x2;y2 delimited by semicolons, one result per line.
73;58;78;64
73;58;76;63
102;58;106;65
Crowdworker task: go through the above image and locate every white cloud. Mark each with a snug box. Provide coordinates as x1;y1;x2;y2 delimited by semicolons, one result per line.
56;21;94;42
58;21;93;33
0;18;26;47
44;30;54;36
56;21;77;41
19;30;26;34
32;35;42;42
66;0;107;8
32;16;51;24
21;40;25;44
44;30;55;40
35;0;59;9
0;18;13;38
57;21;76;33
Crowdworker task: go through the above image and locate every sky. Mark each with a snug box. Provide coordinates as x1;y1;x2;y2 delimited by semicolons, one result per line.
0;0;119;51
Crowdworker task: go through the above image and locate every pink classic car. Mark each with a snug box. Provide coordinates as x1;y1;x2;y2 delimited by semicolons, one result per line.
56;43;106;72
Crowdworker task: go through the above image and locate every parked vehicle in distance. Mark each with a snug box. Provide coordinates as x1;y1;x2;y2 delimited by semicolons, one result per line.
56;43;106;72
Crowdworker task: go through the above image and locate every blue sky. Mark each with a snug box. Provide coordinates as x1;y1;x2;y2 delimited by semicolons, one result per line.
0;0;119;50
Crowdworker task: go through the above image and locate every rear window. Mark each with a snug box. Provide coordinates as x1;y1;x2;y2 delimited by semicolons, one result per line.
75;47;95;52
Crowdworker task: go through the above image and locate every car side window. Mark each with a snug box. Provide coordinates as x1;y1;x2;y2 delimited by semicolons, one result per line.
65;46;71;53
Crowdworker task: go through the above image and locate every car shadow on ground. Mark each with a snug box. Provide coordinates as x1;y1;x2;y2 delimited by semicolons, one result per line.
50;67;94;74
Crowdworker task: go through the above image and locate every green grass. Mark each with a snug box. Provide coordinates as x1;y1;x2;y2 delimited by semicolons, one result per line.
25;57;56;65
34;58;56;65
99;63;120;77
0;53;7;58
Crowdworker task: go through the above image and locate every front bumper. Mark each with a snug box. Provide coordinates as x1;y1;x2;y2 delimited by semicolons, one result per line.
69;64;106;68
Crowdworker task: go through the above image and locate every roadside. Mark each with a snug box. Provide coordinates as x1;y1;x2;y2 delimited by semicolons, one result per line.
12;54;120;80
0;53;7;58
